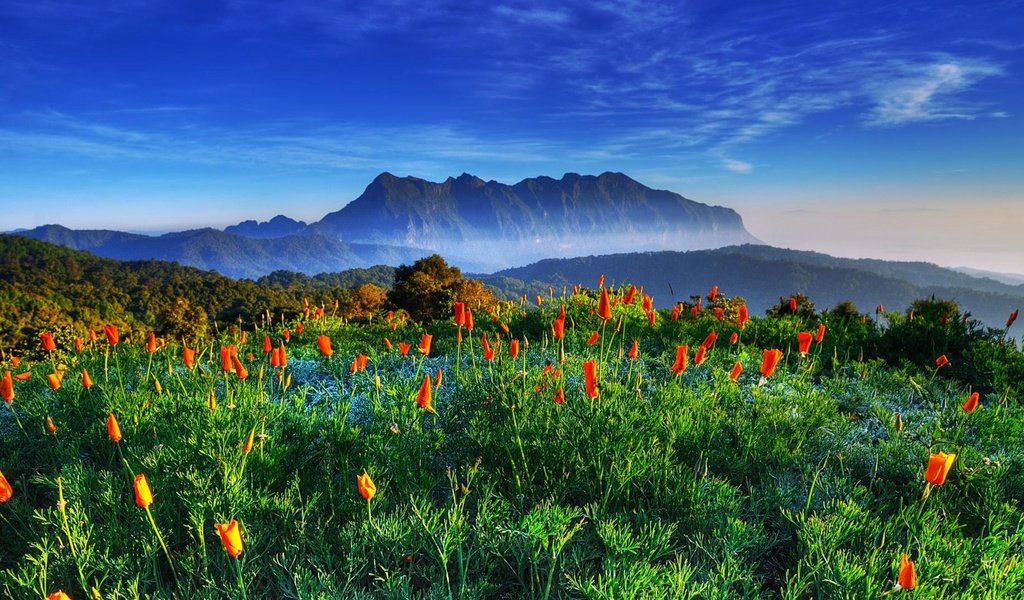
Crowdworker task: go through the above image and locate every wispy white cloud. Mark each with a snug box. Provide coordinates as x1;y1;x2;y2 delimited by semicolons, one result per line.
723;159;753;174
864;58;1003;126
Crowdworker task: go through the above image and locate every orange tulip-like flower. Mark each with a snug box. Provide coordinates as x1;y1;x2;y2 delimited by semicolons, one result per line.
924;451;956;485
13;371;31;381
713;307;724;320
935;354;949;368
760;348;784;378
282;328;291;342
1008;309;1019;329
104;324;119;346
701;330;718;349
134;473;153;508
0;469;12;503
671;305;681;320
220;346;234;372
509;339;520;358
216;519;244;558
737;304;749;329
398;342;411;356
40;331;56;352
789;297;798;313
88;329;97;342
627;339;638;360
481;335;494;361
693;345;707;366
419;333;432;356
586;331;599;346
435;368;443;389
47;590;72;600
962;391;979;413
1;371;13;403
553;387;565;405
897;554;916;590
597;287;612;321
729;331;739;345
671;345;688;376
231;354;248;380
583;359;599;399
263;334;272;354
815;323;826;344
729;361;743;382
552;316;565;340
277;344;288;367
46;415;57;434
876;303;884;315
296;322;305;334
146;331;157;354
357;470;376;501
465;308;474;332
243;427;255;453
107;413;122;442
74;337;84;352
316;335;333;357
708;284;718;300
416;374;436;413
182;345;196;369
797;331;813;356
46;372;62;390
453;301;466;327
81;368;93;389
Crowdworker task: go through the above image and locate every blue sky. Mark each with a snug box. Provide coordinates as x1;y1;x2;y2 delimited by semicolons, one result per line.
2;0;1022;272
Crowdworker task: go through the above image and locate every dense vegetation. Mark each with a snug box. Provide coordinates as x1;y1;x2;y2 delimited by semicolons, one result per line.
1;269;1022;598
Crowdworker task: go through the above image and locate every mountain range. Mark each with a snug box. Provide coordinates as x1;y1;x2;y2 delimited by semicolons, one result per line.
14;172;758;277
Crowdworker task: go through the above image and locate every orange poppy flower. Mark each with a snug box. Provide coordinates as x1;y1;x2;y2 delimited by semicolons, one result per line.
553;387;565;405
182;345;196;369
693;345;707;366
243;427;255;454
46;416;57;434
713;307;724;320
357;470;376;501
316;335;333;357
134;473;153;508
797;331;813;356
47;591;72;600
282;328;291;342
701;331;718;349
231;355;248;380
0;469;12;503
263;335;272;354
453;301;466;326
789;297;798;313
597;287;612;321
586;331;599;346
435;368;443;389
1;371;13;403
296;322;304;334
465;308;474;332
737;305;749;328
876;304;884;314
1007;309;1019;329
419;333;432;356
88;329;97;342
74;337;84;352
583;360;599;398
627;340;638;360
81;368;93;389
623;285;636;304
729;361;743;381
46;373;61;390
398;342;411;356
671;305;681;320
509;339;520;358
708;285;718;300
552;316;565;340
416;374;435;413
962;391;979;413
935;355;949;368
146;332;157;354
107;413;122;442
481;335;494;361
40;332;56;352
924;451;956;485
898;554;916;590
815;323;826;344
104;324;119;346
13;371;31;381
216;519;244;558
220;346;234;372
671;345;688;376
729;332;739;345
760;349;784;378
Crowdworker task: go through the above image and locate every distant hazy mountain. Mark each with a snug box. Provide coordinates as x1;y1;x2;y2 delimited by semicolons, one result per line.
953;266;1024;287
16;225;433;279
224;215;308;238
310;171;760;270
481;245;1023;329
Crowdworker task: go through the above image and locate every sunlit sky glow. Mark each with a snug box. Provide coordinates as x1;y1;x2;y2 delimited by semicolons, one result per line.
2;1;1022;273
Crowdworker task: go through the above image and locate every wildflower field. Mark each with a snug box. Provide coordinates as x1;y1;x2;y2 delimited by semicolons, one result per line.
2;284;1024;599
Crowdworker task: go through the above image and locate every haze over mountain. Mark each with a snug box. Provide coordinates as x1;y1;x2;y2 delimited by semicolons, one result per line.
16;172;760;276
481;245;1024;330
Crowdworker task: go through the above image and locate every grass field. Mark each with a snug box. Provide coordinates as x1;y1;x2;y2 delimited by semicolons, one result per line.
2;286;1023;599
